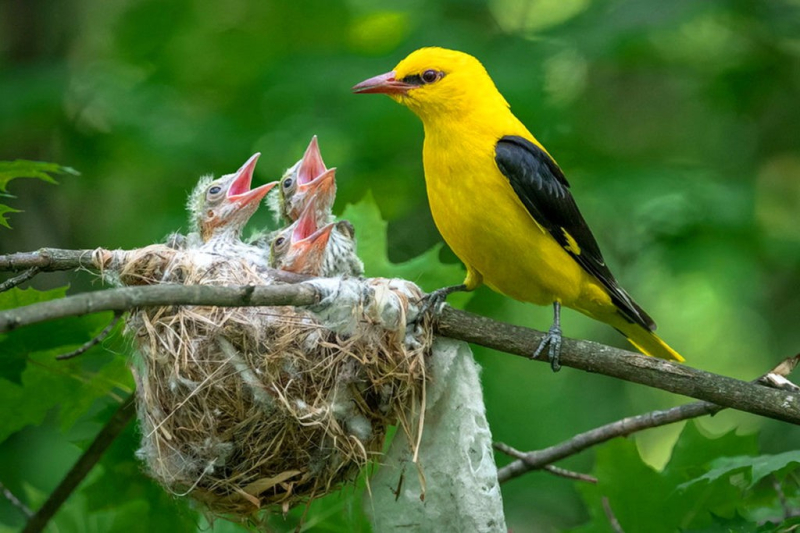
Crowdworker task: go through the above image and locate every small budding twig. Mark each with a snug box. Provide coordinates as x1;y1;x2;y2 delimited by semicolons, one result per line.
0;267;40;293
542;465;597;484
602;496;625;533
56;312;123;360
0;480;33;518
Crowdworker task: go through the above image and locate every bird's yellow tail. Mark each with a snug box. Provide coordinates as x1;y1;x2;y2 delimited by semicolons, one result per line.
615;320;684;362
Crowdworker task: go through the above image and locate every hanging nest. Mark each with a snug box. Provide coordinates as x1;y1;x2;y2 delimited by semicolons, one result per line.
97;245;430;516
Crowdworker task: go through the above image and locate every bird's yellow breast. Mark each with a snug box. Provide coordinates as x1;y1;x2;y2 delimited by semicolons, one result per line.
422;127;611;313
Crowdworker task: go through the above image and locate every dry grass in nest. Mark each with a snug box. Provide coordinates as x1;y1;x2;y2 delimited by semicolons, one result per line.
110;245;429;517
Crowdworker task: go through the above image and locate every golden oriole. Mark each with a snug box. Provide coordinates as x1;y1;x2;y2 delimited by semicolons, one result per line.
353;47;683;369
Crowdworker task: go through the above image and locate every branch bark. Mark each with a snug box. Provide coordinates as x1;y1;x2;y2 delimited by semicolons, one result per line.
0;278;798;425
436;306;800;425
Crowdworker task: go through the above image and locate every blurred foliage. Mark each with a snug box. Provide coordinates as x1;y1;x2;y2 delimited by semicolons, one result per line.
1;0;800;531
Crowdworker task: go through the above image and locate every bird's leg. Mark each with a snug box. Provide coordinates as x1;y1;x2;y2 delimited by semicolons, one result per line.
419;284;468;316
532;302;563;372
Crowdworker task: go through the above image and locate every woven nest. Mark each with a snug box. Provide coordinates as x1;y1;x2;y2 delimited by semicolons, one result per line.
103;245;430;516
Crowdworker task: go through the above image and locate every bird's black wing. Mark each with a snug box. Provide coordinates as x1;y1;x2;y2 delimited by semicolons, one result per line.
494;135;655;330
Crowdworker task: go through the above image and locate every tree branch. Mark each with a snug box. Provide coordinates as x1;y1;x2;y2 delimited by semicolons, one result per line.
0;248;310;283
0;281;797;425
0;249;98;273
22;395;136;533
494;355;800;483
0;283;320;333
435;307;800;425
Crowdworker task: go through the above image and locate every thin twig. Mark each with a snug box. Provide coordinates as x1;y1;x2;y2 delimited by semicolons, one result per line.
56;312;123;360
542;465;597;484
0;267;40;292
22;395;136;533
496;401;718;483
772;476;791;520
0;480;33;518
602;496;625;533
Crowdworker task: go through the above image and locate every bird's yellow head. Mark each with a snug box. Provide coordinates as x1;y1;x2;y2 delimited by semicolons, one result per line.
353;47;509;122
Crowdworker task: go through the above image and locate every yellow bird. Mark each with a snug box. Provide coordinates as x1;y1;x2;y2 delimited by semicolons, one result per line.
353;47;683;370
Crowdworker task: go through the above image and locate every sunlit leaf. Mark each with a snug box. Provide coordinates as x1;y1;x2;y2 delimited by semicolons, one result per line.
679;451;800;491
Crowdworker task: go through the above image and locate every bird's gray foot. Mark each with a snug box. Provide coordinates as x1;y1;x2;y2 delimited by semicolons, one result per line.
530;302;563;372
532;324;563;372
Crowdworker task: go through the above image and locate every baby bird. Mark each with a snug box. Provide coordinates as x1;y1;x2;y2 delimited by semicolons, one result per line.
187;153;277;267
270;136;338;224
271;197;363;277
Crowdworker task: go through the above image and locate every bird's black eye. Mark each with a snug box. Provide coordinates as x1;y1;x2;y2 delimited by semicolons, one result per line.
208;186;222;195
282;177;293;189
422;69;440;84
275;237;286;246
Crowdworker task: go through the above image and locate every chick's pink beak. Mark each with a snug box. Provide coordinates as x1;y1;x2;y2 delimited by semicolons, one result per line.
227;152;277;206
299;223;334;252
292;197;319;242
352;71;412;95
228;153;260;197
298;136;326;185
298;167;336;197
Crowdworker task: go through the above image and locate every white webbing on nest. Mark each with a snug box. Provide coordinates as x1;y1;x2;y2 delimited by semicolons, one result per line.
308;277;422;335
367;338;507;533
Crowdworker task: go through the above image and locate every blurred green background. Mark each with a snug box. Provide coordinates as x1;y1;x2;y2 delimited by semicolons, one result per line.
2;0;800;531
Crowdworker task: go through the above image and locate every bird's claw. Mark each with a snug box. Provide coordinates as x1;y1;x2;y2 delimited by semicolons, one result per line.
419;288;450;317
532;325;563;372
418;284;467;320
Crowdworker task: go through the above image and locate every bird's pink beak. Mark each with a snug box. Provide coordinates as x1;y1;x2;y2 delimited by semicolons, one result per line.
292;197;319;242
352;71;413;95
297;136;327;185
293;223;334;257
227;153;277;206
298;167;336;197
303;223;334;250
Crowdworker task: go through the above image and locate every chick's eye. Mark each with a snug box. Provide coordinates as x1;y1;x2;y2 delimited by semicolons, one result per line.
282;177;293;189
422;69;440;83
208;186;222;195
275;237;286;246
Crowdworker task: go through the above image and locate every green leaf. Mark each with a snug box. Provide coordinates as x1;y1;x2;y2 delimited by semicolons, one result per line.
0;287;122;387
574;438;680;533
0;286;68;384
0;160;78;228
0;205;21;229
0;287;132;442
664;421;759;480
682;512;759;533
679;451;800;491
342;192;472;307
0;160;78;192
